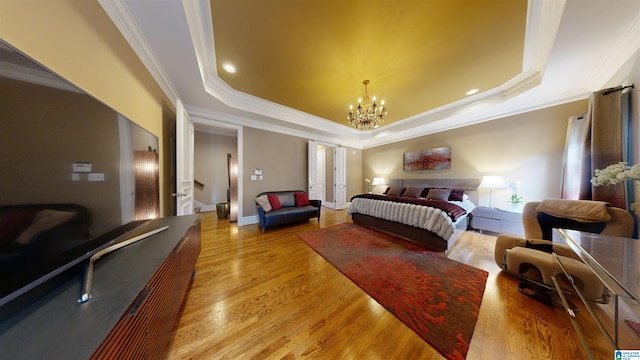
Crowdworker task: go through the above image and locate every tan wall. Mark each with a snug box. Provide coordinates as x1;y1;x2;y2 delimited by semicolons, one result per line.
363;100;589;207
241;128;362;216
346;147;363;201
242;128;308;216
194;132;237;206
0;0;173;214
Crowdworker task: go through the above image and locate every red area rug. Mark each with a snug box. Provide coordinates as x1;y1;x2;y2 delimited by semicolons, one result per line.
298;223;488;359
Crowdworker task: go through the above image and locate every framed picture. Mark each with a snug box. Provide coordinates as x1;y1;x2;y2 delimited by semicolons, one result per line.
403;146;451;171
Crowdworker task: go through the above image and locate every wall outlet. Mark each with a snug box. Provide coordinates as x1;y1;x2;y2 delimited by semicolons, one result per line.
88;173;105;181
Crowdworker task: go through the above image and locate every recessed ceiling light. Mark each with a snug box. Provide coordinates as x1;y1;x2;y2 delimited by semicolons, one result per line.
465;88;479;96
222;63;236;74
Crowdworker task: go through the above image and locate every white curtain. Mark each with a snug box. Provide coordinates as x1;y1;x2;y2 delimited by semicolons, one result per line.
560;113;589;199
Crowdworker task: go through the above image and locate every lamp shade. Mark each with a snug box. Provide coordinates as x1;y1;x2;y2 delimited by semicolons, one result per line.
478;175;507;190
372;177;386;186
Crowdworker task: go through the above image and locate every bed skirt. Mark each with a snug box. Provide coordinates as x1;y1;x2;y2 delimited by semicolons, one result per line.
350;213;468;252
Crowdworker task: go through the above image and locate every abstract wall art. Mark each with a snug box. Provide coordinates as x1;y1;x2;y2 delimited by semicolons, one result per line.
403;146;451;171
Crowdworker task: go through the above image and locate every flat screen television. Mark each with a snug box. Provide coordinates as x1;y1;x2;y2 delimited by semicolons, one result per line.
0;40;162;321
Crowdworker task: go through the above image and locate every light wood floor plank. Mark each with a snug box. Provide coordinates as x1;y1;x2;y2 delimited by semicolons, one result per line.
164;208;605;359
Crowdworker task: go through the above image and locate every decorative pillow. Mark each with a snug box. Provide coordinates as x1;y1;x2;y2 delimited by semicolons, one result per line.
386;186;406;196
267;193;282;210
295;192;310;207
383;187;391;195
15;209;76;245
256;194;272;212
401;187;423;198
0;210;37;247
419;187;431;198
448;189;464;202
426;188;451;201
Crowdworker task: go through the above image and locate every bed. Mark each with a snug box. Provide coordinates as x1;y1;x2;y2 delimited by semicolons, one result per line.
348;178;479;252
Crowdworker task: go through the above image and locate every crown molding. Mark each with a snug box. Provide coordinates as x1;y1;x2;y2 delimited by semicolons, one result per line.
523;0;566;72
99;0;180;104
105;0;595;150
359;88;590;149
182;0;567;148
584;12;640;90
186;104;362;149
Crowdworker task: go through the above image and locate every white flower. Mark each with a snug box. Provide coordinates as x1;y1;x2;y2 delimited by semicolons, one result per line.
591;162;640;210
591;162;640;186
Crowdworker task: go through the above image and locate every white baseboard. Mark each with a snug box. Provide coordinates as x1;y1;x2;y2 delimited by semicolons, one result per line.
239;215;258;226
199;204;217;212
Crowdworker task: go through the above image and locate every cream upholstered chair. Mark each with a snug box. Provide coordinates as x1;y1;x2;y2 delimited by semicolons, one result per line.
494;199;634;302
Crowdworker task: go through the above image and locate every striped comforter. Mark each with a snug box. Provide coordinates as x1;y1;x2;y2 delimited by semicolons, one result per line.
347;195;468;240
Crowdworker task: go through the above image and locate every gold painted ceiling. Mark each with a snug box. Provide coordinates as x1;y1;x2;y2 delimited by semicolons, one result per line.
210;0;527;128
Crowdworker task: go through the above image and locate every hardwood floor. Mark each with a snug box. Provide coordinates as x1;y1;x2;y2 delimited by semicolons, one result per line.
164;208;606;359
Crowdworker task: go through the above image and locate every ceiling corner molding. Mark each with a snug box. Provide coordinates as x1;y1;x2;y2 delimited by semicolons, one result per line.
187;104;361;149
584;13;640;90
522;0;566;72
99;0;180;104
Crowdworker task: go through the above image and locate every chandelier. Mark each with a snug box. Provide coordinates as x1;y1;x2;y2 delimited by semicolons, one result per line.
347;80;387;130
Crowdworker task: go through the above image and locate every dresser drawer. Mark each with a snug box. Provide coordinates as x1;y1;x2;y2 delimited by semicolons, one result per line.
473;217;501;232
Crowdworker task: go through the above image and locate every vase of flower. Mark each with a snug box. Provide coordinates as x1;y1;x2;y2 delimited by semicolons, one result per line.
509;181;523;204
365;178;372;193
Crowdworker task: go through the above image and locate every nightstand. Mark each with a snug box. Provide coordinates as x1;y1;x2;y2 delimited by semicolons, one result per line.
471;205;524;236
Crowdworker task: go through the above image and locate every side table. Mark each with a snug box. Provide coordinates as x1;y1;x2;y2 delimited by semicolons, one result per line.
471;205;524;236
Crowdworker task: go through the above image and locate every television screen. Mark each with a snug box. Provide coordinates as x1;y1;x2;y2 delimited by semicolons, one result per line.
0;40;160;319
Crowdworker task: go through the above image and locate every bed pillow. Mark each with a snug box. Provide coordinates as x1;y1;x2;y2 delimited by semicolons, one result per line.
267;193;283;210
425;188;451;201
256;194;272;212
448;189;464;202
386;186;406;196
401;187;423;198
15;209;76;245
295;192;310;207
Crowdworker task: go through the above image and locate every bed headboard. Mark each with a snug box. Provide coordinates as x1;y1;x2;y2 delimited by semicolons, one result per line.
387;178;480;204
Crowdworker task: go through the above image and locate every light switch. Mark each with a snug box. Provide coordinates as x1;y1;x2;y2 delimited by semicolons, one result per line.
72;162;92;173
88;173;105;181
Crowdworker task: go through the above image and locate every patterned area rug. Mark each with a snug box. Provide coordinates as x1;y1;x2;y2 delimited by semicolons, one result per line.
298;223;488;359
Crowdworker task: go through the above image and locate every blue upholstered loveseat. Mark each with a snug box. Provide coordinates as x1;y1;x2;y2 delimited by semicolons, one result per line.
255;190;321;232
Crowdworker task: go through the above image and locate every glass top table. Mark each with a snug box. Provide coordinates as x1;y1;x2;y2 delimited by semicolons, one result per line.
553;229;640;355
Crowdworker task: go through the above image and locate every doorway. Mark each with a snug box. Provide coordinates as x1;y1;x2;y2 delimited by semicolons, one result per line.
308;141;347;209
